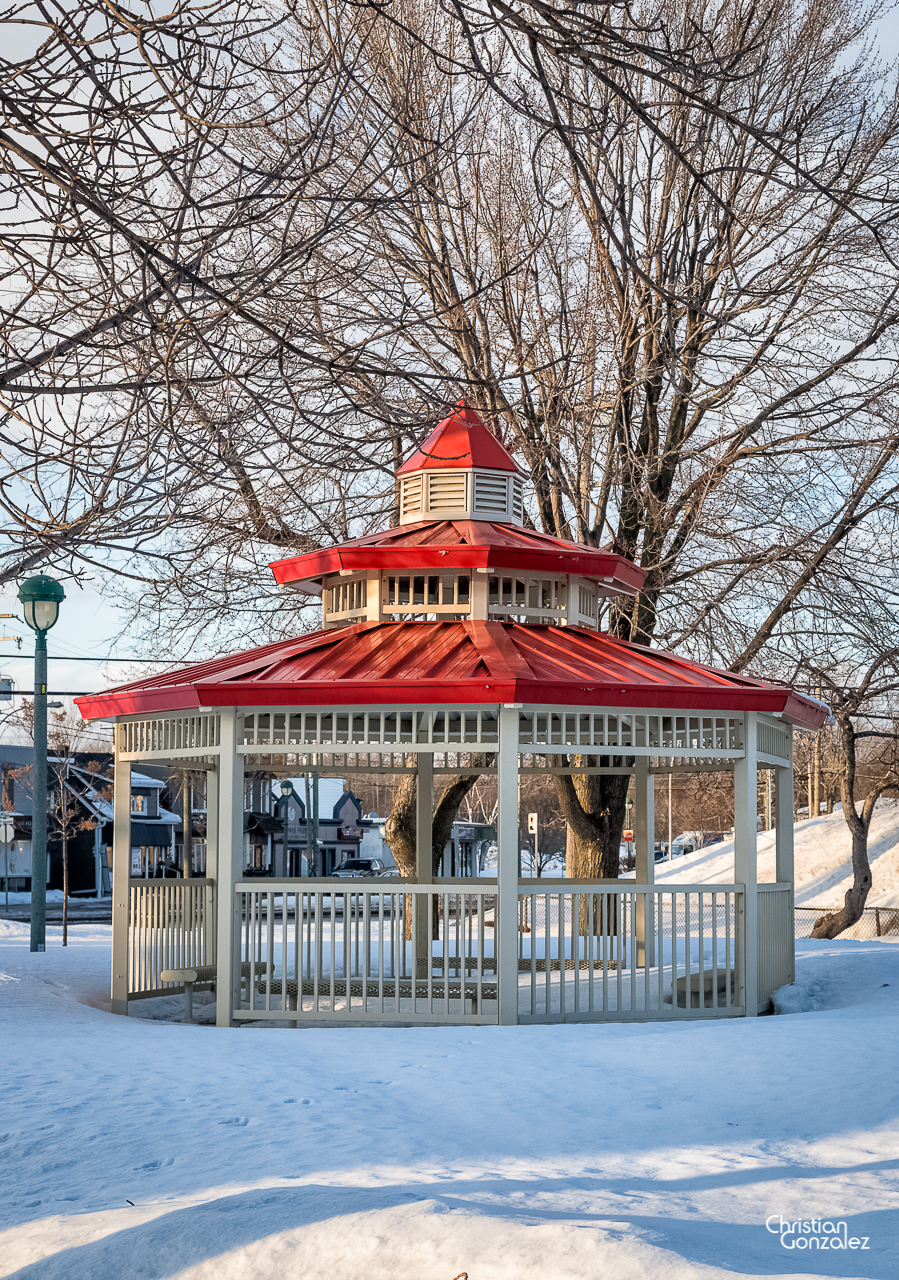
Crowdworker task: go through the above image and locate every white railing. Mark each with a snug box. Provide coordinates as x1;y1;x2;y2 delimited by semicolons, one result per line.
516;883;744;1022
233;881;499;1024
758;884;793;1007
128;879;216;997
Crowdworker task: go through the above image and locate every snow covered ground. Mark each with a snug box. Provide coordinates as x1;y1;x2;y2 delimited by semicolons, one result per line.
654;800;899;909
1;920;898;1279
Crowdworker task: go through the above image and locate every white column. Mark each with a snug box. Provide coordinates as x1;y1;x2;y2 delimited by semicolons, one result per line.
471;569;489;620
775;747;794;886
110;732;131;1016
366;575;382;623
634;757;655;967
215;709;244;1028
416;751;433;880
497;704;520;1025
205;766;219;882
734;711;759;1016
776;733;795;984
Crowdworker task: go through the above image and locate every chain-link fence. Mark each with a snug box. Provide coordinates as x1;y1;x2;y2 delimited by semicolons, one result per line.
795;905;899;940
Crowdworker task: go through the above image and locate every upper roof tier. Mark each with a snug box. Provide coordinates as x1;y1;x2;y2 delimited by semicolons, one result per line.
269;517;644;595
396;402;523;476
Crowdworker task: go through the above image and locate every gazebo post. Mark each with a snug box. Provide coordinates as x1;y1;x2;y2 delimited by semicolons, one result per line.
497;704;520;1025
734;710;759;1016
416;750;434;974
110;741;131;1017
205;765;219;971
205;766;219;882
634;757;655;967
215;708;244;1028
775;736;795;983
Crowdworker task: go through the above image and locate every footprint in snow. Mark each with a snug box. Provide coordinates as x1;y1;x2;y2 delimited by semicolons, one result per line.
134;1157;175;1170
218;1117;250;1126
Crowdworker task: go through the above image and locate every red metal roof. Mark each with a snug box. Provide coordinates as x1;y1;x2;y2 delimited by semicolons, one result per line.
75;621;827;729
396;402;522;475
270;518;645;594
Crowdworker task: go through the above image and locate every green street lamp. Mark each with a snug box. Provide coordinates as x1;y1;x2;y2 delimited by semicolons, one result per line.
18;574;65;952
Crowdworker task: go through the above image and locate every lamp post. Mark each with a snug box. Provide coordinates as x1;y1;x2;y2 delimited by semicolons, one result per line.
17;574;64;953
279;780;294;875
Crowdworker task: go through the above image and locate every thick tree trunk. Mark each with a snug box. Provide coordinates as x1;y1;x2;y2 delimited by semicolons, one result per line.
811;716;873;938
553;761;629;934
383;764;485;937
811;826;873;938
384;771;416;879
554;763;629;878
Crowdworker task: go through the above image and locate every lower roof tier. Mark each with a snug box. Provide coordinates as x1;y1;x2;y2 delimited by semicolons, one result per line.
75;621;827;729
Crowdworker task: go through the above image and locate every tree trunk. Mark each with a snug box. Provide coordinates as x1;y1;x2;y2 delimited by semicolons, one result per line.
811;715;873;938
384;770;416;879
62;831;68;947
553;761;630;934
811;826;873;938
383;765;485;938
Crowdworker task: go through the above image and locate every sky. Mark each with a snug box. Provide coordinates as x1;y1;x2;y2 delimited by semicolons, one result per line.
0;578;167;737
1;3;898;734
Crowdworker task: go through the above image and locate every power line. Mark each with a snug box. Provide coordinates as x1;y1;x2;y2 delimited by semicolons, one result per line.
0;653;182;663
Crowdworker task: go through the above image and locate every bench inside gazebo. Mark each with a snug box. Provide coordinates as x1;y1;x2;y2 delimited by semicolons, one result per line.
76;403;826;1027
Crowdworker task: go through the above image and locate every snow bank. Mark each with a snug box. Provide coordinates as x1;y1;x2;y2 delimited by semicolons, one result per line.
2;923;899;1279
0;890;65;904
655;799;899;907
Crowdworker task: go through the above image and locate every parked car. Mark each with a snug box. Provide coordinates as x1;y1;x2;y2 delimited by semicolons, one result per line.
332;857;389;878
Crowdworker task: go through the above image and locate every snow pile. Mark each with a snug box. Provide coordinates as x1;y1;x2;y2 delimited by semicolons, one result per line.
0;890;65;904
773;940;899;1014
2;922;899;1279
655;799;899;906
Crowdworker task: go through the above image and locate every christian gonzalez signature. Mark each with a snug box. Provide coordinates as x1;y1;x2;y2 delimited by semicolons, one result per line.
766;1217;871;1250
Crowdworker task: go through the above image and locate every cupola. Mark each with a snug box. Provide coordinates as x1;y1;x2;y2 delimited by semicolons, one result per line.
396;402;524;525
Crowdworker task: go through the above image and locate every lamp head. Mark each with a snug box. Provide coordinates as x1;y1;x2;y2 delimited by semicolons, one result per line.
281;780;294;797
18;575;65;633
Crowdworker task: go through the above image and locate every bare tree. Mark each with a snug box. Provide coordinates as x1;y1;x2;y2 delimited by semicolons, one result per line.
801;661;899;938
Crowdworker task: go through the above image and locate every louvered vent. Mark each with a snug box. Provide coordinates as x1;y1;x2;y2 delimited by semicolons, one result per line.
473;472;509;515
400;474;423;518
427;472;467;510
510;477;523;521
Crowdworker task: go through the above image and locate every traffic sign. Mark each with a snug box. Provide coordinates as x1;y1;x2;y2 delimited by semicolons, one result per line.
0;822;13;844
527;812;538;834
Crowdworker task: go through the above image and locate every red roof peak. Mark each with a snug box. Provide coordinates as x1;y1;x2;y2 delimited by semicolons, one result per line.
396;401;521;475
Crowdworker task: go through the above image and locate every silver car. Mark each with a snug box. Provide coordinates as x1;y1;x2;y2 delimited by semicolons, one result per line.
332;857;388;879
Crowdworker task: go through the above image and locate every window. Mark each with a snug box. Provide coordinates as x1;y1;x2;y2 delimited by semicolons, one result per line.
131;794;145;814
1;764;14;811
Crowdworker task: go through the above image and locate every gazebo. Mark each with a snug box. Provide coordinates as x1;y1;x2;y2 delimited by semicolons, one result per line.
77;404;826;1027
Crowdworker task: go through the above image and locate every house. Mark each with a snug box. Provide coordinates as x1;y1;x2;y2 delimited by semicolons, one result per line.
273;779;393;877
0;745;36;893
0;746;180;895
